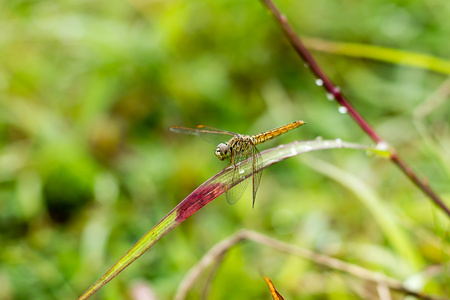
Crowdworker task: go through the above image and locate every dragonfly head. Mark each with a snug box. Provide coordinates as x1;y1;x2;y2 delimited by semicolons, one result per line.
215;143;230;161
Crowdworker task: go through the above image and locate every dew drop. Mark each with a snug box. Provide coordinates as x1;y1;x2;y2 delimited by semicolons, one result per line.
370;141;392;158
326;93;335;101
333;86;341;95
375;141;389;151
335;138;342;146
239;169;245;174
304;62;310;69
315;79;323;86
338;106;348;114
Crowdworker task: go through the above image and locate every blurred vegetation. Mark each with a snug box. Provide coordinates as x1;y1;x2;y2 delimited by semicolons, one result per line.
0;0;449;299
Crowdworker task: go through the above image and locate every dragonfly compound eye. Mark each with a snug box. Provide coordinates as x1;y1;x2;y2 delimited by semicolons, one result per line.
215;143;230;161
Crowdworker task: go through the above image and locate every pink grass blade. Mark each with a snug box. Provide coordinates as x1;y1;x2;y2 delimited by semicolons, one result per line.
78;139;379;300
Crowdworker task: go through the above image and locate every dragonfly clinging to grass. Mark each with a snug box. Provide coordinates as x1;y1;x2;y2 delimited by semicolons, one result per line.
170;121;306;207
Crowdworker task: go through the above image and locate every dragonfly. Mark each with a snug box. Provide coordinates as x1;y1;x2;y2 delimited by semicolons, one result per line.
170;121;306;207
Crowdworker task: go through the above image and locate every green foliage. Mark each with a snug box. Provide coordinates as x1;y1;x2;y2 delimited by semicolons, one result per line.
0;0;449;299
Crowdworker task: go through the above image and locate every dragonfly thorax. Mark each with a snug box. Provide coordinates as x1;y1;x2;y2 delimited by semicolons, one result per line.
215;143;231;161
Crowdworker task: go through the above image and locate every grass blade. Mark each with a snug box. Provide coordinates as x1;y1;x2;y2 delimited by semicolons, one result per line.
78;139;378;299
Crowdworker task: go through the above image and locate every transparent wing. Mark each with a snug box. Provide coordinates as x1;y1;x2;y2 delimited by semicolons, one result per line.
170;125;237;145
170;125;237;136
225;152;251;205
225;144;263;206
225;172;250;205
195;125;239;135
250;146;263;208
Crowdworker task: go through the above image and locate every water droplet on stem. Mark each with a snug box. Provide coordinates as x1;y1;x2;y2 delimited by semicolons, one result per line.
338;106;348;114
326;93;335;101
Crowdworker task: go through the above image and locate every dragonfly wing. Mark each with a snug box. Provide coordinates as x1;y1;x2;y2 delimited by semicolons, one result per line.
195;125;238;135
225;166;250;205
224;150;253;205
170;125;236;145
170;125;237;136
225;144;262;206
250;146;263;208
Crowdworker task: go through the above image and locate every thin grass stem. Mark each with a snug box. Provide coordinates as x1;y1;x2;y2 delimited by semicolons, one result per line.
258;0;450;218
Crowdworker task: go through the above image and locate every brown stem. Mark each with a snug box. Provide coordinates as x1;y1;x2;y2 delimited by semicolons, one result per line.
259;0;450;218
175;230;447;300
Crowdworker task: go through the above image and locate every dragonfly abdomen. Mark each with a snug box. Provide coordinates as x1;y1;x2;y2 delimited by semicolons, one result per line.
251;121;305;145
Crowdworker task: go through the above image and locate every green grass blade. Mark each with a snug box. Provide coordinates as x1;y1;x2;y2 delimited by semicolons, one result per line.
303;37;450;75
78;139;376;299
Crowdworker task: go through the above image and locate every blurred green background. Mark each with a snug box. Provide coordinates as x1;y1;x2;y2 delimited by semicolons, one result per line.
1;0;449;299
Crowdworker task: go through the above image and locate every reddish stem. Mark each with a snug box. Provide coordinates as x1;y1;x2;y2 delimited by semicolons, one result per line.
259;0;450;217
